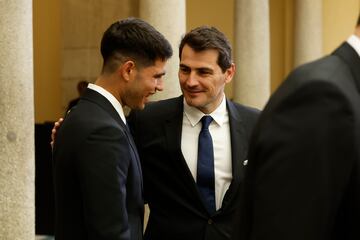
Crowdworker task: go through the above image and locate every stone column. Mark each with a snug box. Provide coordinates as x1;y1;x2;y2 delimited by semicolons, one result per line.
233;0;270;109
294;0;322;67
0;0;35;239
140;0;186;100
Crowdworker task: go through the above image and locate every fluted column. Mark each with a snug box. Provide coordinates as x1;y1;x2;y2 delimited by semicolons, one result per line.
0;0;35;239
294;0;322;67
233;0;270;109
140;0;186;100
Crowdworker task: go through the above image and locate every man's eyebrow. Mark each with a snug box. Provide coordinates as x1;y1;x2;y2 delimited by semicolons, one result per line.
197;67;213;72
179;64;212;72
179;63;189;68
154;71;166;78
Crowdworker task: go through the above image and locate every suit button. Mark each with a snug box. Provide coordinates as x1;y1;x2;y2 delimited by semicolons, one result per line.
208;219;213;224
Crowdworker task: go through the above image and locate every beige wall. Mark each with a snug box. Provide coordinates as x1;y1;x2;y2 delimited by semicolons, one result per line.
33;0;62;123
186;0;234;45
323;0;360;54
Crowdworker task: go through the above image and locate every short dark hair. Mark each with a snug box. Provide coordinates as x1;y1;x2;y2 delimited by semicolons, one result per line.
179;26;232;72
357;13;360;26
100;17;173;73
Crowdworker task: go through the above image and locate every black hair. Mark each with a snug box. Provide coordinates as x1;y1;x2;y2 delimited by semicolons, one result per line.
100;17;173;73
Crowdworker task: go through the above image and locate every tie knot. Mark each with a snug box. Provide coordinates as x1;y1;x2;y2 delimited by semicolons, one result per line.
201;115;213;130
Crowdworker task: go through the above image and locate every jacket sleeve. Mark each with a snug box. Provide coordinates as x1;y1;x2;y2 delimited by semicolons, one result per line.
243;81;356;240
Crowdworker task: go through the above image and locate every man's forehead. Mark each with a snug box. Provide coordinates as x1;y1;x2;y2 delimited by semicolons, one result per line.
180;49;219;70
181;45;219;56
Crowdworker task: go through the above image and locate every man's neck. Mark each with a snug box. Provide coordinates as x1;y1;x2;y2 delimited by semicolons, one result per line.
94;76;124;106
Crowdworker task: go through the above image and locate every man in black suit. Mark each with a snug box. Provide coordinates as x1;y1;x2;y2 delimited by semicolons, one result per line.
234;14;360;240
128;26;259;240
52;18;172;240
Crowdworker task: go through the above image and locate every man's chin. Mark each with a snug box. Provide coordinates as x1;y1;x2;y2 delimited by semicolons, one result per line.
184;97;201;108
144;97;150;104
136;104;146;110
129;102;145;110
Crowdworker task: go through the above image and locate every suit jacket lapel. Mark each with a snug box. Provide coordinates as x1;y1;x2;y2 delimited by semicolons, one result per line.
81;88;124;126
163;96;183;157
332;42;360;94
221;100;248;210
227;100;247;182
164;97;198;185
81;88;143;189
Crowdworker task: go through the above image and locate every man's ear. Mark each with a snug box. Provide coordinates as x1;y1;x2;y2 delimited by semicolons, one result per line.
225;63;235;84
119;60;136;82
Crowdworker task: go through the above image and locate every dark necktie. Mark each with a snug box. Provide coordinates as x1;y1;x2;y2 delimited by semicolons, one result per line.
196;115;216;214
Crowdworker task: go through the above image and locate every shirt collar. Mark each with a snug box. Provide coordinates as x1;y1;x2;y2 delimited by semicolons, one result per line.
347;34;360;57
183;94;227;127
87;83;127;124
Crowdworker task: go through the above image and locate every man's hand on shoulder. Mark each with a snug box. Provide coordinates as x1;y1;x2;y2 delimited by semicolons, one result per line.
50;118;64;149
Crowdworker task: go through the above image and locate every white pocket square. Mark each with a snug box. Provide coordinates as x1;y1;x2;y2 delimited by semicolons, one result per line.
243;160;248;166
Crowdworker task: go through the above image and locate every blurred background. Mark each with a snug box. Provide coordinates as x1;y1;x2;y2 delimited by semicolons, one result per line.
34;0;360;123
0;0;359;239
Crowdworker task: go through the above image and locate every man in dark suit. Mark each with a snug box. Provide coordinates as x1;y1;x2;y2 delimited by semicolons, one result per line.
128;26;259;240
234;14;360;240
52;18;172;240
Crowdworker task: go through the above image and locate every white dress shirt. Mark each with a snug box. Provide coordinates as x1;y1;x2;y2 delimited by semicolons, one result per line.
87;83;127;124
347;34;360;57
181;95;232;210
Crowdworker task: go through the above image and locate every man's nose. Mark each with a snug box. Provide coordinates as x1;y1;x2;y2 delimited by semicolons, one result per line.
156;79;164;92
186;72;198;87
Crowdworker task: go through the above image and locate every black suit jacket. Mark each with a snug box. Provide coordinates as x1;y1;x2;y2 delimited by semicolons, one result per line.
128;96;259;240
53;89;144;240
235;42;360;240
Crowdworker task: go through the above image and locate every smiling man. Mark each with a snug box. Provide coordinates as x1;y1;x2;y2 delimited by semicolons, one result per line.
128;26;259;240
52;18;172;240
